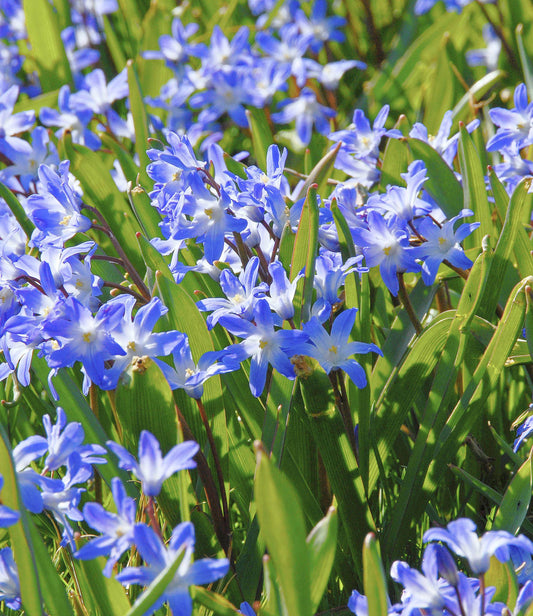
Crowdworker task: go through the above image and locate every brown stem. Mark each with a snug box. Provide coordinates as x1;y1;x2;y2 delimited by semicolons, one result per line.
397;273;422;335
89;384;102;504
443;259;469;280
329;371;358;456
102;280;148;304
195;398;230;534
82;203;151;301
360;0;385;64
174;403;230;553
475;0;520;71
146;496;164;540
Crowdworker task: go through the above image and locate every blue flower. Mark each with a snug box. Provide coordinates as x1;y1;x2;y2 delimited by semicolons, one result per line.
272;88;336;146
352;212;420;296
487;83;533;153
514;408;533;452
196;257;267;328
41;407;107;473
107;431;199;497
0;547;20;611
75;477;140;576
409;112;480;166
266;260;300;321
159;333;238;399
0;475;19;527
12;435;64;513
302;309;382;387
116;522;229;616
25;161;92;246
423;518;533;575
219;298;309;397
43;296;126;392
414;209;479;285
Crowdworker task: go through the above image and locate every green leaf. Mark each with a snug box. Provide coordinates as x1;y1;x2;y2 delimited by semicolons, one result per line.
127;60;152;187
449;464;503;506
517;24;533;99
423;35;457;133
479;177;533;319
406;138;463;218
114;356;178;455
254;445;312;616
246;108;274;170
307;507;338;613
75;557;131;616
363;534;388;616
298;366;369;581
485;557;519;608
123;543;187;616
458;123;492;247
493;453;533;534
369;311;454;495
27;518;75;616
192;587;239;616
295;143;341;201
452;70;503;123
0;424;44;616
22;0;72;90
291;185;319;325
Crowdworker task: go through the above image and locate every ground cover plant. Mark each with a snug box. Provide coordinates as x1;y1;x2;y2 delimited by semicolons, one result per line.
0;0;533;614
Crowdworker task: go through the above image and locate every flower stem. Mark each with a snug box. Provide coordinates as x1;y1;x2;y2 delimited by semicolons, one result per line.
89;384;102;504
397;273;422;335
195;398;231;544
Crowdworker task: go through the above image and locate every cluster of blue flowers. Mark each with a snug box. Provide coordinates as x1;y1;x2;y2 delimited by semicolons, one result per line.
0;407;229;614
0;0;532;614
349;519;533;615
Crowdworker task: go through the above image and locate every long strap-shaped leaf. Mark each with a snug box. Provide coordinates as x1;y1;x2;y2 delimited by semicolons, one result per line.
0;423;75;616
291;185;319;326
385;276;533;557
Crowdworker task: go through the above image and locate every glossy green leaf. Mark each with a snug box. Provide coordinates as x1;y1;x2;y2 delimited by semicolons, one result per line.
458;123;492;246
423;35;457;133
127;60;152;187
493;453;533;534
479;177;533;318
291;185;319;325
0;424;45;616
307;507;338;613
75;557;131;616
485;557;519;608
114;356;178;455
363;534;388;616
27;519;75;616
23;0;72;90
517;24;533;99
246;108;274;170
295;143;341;201
255;445;311;616
192;587;239;616
452;70;503;123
